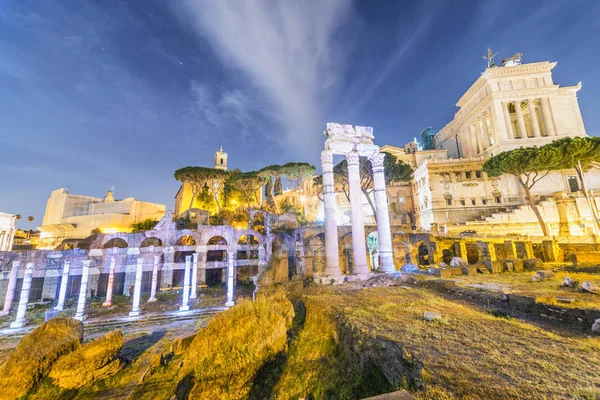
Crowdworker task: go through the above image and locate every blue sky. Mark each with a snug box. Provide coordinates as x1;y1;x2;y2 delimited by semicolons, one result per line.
1;0;599;226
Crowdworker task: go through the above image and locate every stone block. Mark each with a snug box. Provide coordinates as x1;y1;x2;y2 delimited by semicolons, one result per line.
512;259;524;272
523;258;543;271
488;261;504;274
461;266;479;275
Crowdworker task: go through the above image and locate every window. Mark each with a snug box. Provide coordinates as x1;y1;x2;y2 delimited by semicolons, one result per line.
482;199;487;205
465;172;472;179
455;172;461;180
460;199;466;206
398;196;405;204
446;198;452;206
475;171;482;179
494;196;501;204
567;176;580;193
220;159;224;165
471;198;476;205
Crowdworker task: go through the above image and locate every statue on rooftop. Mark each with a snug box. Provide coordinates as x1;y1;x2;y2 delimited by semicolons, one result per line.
482;48;497;68
500;52;523;67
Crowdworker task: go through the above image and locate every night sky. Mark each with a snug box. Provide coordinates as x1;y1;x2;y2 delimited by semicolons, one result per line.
1;0;599;227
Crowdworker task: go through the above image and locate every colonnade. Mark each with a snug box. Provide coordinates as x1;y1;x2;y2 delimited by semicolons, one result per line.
0;230;15;252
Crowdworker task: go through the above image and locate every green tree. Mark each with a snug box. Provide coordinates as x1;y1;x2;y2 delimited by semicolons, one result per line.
281;162;316;191
333;152;413;222
546;136;600;231
174;166;229;213
258;165;284;213
131;219;158;233
226;169;265;210
483;146;561;237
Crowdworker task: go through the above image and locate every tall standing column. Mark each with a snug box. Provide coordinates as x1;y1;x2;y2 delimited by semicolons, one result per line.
527;99;541;137
0;231;5;252
472;123;484;154
54;261;70;311
129;258;143;317
148;254;160;302
480;115;491;148
514;100;528;138
179;255;191;311
468;124;479;155
1;261;19;316
200;249;207;284
190;252;198;299
74;260;91;321
502;102;515;139
540;97;557;136
102;257;116;307
10;262;34;328
368;153;395;273
346;151;369;275
226;251;235;307
321;150;341;277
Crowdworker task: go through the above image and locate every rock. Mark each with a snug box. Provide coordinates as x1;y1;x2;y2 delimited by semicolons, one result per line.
592;319;600;334
450;257;469;267
401;264;419;272
48;330;124;389
461;266;479;276
0;318;83;399
438;262;449;268
523;258;543;271
477;267;490;274
562;276;579;288
424;311;442;321
581;281;600;295
532;270;554;282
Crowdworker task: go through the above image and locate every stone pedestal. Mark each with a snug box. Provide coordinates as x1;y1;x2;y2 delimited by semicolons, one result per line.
1;261;19;316
54;261;70;311
74;260;92;321
10;262;32;328
148;255;160;302
226;252;235;307
321;150;341;277
179;255;191;311
368;152;395;273
190;253;198;299
129;258;143;317
102;257;116;307
346;151;369;275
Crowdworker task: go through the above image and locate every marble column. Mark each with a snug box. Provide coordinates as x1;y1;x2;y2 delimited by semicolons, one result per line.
346;151;369;275
190;252;198;299
74;260;91;321
467;124;478;155
200;250;207;284
472;123;483;155
54;261;70;311
10;262;33;328
480;115;491;148
148;254;160;302
179;255;191;311
540;97;557;136
129;258;143;317
0;231;5;251
321;150;341;277
514;101;528;138
1;261;19;316
527;99;541;137
102;257;116;307
502;102;514;139
226;251;235;307
368;152;395;273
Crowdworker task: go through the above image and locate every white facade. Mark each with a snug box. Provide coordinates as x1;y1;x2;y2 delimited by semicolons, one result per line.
0;212;17;252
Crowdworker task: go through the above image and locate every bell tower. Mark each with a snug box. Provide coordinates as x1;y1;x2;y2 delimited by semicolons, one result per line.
214;145;228;171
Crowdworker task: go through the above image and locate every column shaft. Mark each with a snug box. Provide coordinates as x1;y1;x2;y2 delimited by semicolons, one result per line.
541;97;557;136
346;151;369;275
10;262;33;328
226;251;235;307
473;123;484;154
527;99;541;137
368;153;395;273
179;255;191;311
190;252;198;299
502;102;514;139
514;101;528;138
481;115;491;148
103;257;116;307
1;261;20;315
74;261;91;321
129;258;143;317
468;125;478;155
321;150;341;277
148;255;160;302
54;261;70;311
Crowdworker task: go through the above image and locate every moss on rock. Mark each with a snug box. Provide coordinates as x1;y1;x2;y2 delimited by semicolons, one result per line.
48;330;124;389
0;317;83;399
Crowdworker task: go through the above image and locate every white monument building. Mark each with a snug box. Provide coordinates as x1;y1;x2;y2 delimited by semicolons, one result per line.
0;212;17;252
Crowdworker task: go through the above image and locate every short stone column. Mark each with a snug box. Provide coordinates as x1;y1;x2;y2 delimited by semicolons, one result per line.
346;151;369;275
179;255;191;311
1;261;19;316
10;262;34;328
190;253;198;299
540;98;557;136
148;255;160;302
129;258;143;317
226;251;235;307
321;150;341;277
102;257;116;307
514;101;528;138
527;100;541;137
368;152;395;273
54;261;70;311
74;260;92;321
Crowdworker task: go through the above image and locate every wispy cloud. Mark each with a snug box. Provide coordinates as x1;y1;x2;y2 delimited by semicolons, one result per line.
178;0;354;158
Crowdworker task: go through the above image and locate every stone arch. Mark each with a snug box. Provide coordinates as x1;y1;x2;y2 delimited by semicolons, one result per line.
207;236;228;246
416;241;431;266
176;235;197;246
273;233;297;280
238;234;258;245
103;238;128;249
392;232;411;266
140;237;162;247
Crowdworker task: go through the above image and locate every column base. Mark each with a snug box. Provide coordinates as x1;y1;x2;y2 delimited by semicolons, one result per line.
53;305;64;311
179;305;190;311
128;310;141;317
73;314;86;321
190;294;197;300
0;310;10;317
147;298;157;303
102;301;112;307
9;320;25;329
226;301;234;307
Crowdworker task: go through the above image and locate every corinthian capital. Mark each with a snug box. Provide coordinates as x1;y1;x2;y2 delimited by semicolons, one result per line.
320;150;333;165
367;152;386;167
345;151;360;165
